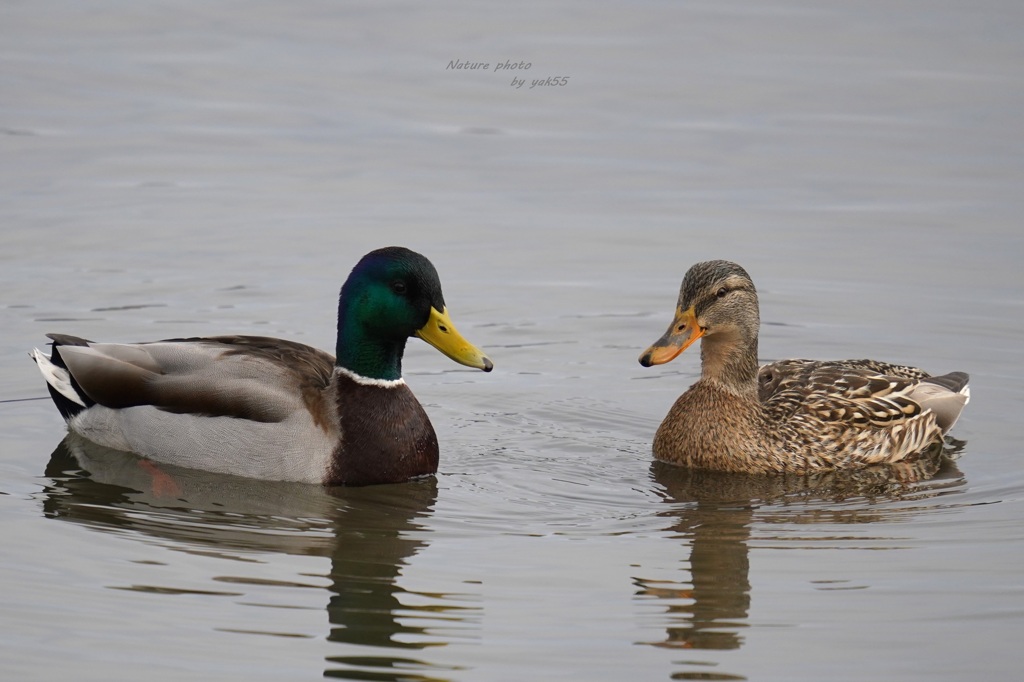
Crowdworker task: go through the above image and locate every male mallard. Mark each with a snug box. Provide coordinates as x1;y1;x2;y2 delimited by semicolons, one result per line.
638;260;969;474
31;246;493;486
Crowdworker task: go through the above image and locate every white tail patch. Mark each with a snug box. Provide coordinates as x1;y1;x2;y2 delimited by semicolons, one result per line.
31;348;86;407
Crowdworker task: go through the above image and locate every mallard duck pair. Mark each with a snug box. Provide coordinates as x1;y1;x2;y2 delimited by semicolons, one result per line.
32;251;969;485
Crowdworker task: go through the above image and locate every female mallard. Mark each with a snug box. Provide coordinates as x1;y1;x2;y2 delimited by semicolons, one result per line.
638;260;969;474
32;246;493;486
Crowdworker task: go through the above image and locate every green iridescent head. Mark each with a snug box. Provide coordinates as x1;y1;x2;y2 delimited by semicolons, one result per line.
336;246;493;381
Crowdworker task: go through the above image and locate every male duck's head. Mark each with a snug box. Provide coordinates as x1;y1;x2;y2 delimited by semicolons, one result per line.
337;246;493;381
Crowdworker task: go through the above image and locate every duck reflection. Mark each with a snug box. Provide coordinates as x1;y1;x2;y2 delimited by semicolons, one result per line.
639;445;965;677
40;434;462;682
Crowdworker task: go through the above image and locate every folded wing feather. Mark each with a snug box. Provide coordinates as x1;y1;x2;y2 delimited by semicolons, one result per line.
57;339;328;424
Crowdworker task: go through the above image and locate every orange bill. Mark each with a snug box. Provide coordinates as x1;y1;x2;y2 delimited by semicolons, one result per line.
638;305;704;367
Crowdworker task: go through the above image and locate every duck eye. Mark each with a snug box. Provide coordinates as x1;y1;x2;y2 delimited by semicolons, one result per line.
716;287;728;298
391;280;407;295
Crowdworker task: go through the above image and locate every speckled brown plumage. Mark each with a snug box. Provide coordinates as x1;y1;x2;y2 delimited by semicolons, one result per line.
640;260;970;474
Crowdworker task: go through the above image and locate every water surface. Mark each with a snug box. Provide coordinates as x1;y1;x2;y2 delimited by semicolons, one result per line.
2;1;1022;680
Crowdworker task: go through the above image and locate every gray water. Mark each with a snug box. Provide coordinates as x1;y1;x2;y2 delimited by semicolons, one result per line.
2;1;1023;680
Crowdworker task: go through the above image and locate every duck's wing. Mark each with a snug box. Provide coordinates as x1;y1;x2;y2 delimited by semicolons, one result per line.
40;334;335;424
759;359;969;435
758;358;931;399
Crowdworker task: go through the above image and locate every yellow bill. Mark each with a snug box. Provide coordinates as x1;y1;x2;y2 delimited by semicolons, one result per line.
416;307;494;371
